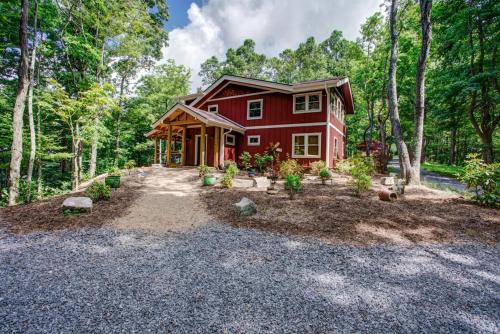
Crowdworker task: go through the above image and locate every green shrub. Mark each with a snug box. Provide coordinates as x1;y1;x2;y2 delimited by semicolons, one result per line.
310;160;327;176
220;174;234;188
285;174;301;199
319;167;331;184
254;153;273;173
198;165;211;177
108;166;123;176
279;158;304;179
348;173;372;196
458;154;499;208
344;155;374;196
125;159;136;170
85;181;111;202
226;163;239;178
224;160;235;170
239;151;252;170
336;155;374;176
335;159;353;175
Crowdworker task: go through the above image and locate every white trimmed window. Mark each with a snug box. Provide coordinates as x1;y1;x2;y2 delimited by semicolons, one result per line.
334;137;339;159
225;134;235;145
292;133;321;158
293;92;321;113
207;104;218;113
247;99;263;120
247;135;260;146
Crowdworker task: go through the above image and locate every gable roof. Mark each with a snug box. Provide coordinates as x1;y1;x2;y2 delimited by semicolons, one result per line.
150;103;246;134
190;75;354;114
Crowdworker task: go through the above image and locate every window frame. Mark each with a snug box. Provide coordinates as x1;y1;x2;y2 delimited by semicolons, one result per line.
246;98;263;120
291;132;322;158
225;134;235;146
247;135;261;146
334;137;339;159
293;92;322;114
207;104;218;113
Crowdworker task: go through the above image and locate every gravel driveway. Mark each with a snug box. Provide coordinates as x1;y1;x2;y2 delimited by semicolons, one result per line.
1;224;499;333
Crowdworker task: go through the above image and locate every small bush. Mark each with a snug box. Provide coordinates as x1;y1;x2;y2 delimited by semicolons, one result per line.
348;173;372;196
458;154;499;208
220;174;234;188
335;159;353;175
319;167;331;184
226;163;239;178
311;160;327;176
85;181;111;202
198;165;211;177
279;158;304;179
239;151;252;170
108;166;123;176
224;160;235;170
285;174;301;199
125;159;136;171
254;153;273;173
342;155;374;196
336;155;374;176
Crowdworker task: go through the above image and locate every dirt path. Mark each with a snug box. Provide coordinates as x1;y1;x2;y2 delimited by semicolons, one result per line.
112;167;209;233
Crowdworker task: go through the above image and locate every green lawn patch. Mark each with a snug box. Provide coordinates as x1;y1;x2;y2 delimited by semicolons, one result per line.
422;162;463;178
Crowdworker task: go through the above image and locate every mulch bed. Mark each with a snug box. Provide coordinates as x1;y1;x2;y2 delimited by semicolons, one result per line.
0;181;141;234
202;176;499;245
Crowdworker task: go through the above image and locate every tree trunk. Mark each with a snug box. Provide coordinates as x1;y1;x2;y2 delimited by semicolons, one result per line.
27;0;39;200
387;0;412;181
450;126;457;165
8;0;30;206
89;133;98;178
410;0;432;184
71;123;82;190
114;75;126;166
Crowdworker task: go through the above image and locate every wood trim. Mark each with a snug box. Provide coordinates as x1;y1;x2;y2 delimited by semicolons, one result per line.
204;90;277;103
245;122;327;130
181;128;186;165
214;127;220;168
329;122;345;137
167;124;172;166
200;124;206;166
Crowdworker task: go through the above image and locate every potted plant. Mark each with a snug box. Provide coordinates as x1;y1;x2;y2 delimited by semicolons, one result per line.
105;166;122;188
319;167;331;185
198;165;216;186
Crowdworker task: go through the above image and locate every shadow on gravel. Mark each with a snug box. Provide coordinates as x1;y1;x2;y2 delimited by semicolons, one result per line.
0;224;498;333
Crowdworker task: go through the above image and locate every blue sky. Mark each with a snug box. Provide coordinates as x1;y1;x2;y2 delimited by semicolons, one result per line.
158;0;382;91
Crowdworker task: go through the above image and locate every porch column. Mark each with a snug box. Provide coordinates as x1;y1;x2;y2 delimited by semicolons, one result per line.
219;128;225;167
181;127;186;165
213;127;220;168
200;124;206;166
153;138;159;164
167;124;172;167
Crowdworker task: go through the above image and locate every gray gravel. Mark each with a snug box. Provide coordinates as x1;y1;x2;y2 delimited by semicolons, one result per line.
0;223;499;333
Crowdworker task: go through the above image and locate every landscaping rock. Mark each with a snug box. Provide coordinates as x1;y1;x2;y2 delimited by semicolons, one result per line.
61;197;92;214
266;188;279;195
233;197;257;216
252;176;270;189
381;176;395;186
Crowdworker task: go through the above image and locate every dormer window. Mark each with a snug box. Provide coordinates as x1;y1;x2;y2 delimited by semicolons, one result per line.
208;105;218;113
293;92;321;113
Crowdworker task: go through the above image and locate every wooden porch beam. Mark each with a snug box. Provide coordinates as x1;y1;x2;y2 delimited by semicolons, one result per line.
200;124;206;166
213;127;219;168
181;127;187;165
167;123;172;167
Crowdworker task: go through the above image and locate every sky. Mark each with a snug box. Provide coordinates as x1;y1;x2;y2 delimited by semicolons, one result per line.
160;0;383;92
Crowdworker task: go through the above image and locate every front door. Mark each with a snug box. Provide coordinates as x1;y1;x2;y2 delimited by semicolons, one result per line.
195;134;207;165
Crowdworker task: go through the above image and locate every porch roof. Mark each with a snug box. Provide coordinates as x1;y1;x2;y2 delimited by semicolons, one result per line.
146;103;246;138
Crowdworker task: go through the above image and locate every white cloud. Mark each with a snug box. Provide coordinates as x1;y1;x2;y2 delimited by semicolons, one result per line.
162;0;382;92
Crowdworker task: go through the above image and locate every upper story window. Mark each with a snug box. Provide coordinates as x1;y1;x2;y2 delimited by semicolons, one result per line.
207;104;218;113
292;133;321;158
247;99;263;120
293;92;322;114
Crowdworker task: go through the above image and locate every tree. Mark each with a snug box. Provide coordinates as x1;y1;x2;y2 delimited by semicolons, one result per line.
8;0;29;206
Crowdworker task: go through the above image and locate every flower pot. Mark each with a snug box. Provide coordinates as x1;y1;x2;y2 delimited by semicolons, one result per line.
105;175;121;188
203;175;216;186
248;169;256;177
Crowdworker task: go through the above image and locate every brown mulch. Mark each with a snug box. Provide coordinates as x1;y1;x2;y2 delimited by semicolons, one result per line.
202;176;499;245
0;180;141;234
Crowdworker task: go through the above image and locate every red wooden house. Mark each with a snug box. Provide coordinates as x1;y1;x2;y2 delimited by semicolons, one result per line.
146;75;354;168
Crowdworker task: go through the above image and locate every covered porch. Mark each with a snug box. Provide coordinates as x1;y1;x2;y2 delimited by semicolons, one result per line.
145;103;245;168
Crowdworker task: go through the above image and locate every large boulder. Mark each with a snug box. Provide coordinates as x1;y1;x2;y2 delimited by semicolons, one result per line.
62;197;93;214
233;197;257;217
252;176;270;189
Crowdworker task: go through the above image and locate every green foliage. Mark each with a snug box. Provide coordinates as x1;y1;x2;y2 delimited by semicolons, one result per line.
226;163;239;178
279;158;304;179
319;168;331;184
422;163;464;178
310;160;327;176
239;151;252;170
85;181;111;202
254;153;272;173
198;165;211;177
458;154;499;208
220;174;234;189
108;166;122;176
124;160;136;170
348;173;372;197
285;174;301;199
342;155;374;196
